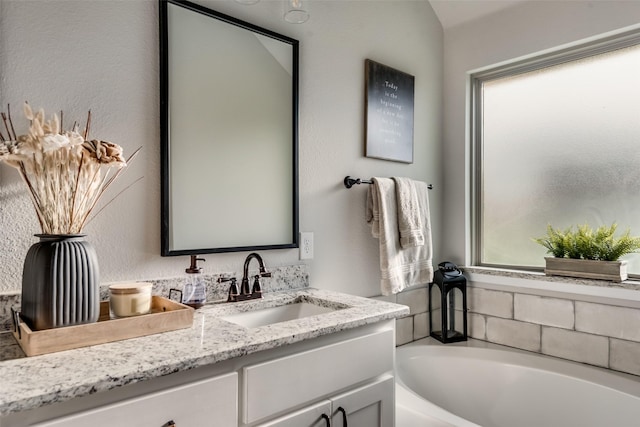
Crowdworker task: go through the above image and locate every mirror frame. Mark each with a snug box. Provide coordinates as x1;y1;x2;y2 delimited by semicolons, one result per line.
159;0;299;256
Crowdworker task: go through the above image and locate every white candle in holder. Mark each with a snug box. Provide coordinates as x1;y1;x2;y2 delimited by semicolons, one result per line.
109;282;153;318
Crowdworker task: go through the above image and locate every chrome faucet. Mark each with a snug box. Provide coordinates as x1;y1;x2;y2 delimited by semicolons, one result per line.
222;253;271;302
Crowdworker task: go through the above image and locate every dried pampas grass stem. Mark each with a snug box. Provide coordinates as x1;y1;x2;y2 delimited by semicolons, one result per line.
0;102;140;234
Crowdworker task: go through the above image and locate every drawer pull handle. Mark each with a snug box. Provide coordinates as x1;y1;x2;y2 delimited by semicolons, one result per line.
337;407;348;426
321;413;331;426
162;421;176;427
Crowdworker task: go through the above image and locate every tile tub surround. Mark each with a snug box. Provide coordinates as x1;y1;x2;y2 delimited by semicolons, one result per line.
0;287;408;416
464;270;640;377
373;285;429;346
0;264;309;333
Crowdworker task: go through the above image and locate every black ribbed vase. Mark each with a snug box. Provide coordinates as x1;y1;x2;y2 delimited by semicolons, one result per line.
21;234;100;331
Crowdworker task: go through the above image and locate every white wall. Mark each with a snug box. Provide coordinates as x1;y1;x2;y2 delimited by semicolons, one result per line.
0;0;443;297
441;0;640;265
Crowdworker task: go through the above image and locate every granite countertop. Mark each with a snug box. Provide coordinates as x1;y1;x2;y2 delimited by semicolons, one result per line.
0;288;408;417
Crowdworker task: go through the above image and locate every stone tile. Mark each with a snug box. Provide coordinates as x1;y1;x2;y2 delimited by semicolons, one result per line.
371;294;397;304
486;317;540;352
469;288;513;319
429;285;441;310
413;312;429;340
469;313;486;340
542;327;609;367
454;308;466;333
514;294;574;329
431;308;442;333
610;339;640;376
397;287;428;315
453;288;466;311
396;316;414;346
575;302;640;342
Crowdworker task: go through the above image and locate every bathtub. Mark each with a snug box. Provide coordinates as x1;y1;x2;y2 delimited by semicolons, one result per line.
395;338;640;427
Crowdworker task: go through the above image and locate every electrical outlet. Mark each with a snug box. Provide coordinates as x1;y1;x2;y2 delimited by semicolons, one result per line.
300;232;314;260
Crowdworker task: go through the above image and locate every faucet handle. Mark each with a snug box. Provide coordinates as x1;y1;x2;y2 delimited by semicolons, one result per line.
252;275;263;294
226;278;239;302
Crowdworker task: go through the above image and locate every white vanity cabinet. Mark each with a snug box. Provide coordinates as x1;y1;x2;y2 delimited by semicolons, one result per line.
244;327;395;426
32;373;238;427
3;320;397;427
256;401;332;427
329;375;395;427
257;376;394;427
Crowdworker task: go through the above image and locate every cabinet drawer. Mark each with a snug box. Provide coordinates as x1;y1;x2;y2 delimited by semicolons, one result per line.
242;329;394;424
35;372;238;427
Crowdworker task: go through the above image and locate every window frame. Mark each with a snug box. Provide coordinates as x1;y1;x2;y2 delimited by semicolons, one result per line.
470;28;640;272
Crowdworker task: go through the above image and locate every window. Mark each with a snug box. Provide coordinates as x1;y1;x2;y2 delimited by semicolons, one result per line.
471;30;640;274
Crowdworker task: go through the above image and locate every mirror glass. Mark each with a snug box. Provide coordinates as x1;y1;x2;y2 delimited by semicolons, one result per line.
160;0;299;255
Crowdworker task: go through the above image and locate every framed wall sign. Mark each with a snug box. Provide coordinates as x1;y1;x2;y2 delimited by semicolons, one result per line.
365;59;415;163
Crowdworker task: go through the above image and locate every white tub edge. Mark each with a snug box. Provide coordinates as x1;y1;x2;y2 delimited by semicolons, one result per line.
395;337;640;427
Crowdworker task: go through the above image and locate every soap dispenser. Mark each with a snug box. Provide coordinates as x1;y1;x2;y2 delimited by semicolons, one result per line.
183;255;206;309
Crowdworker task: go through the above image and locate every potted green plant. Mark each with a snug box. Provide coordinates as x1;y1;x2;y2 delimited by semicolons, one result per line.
533;223;640;282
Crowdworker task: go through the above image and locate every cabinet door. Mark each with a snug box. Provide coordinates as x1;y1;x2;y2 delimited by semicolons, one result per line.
330;376;395;427
256;400;331;427
243;329;393;424
34;373;238;427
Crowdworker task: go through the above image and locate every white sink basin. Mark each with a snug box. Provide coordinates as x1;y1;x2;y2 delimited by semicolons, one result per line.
221;302;339;328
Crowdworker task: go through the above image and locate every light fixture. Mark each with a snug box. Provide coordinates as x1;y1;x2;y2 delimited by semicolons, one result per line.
284;0;309;24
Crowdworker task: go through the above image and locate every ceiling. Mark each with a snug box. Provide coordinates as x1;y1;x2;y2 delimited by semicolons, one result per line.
428;0;526;29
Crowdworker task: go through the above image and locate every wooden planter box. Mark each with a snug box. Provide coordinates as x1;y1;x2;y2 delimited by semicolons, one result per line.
544;257;628;282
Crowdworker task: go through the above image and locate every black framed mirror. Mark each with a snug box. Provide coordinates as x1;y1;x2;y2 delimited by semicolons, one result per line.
160;0;299;256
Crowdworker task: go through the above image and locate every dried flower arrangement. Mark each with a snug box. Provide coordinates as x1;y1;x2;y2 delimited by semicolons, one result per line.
0;103;140;234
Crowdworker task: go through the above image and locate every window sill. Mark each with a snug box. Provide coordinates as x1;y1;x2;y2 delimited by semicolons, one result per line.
462;266;640;309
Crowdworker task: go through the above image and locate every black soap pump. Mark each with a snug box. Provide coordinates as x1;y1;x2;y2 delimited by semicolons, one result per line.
183;255;206;309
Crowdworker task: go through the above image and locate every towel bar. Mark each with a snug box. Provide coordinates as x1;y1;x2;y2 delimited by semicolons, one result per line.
344;176;433;190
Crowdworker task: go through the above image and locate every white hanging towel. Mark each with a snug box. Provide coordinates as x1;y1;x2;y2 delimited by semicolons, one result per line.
366;177;433;295
392;177;424;248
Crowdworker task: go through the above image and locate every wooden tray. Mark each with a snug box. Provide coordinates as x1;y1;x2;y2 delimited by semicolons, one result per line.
12;296;194;357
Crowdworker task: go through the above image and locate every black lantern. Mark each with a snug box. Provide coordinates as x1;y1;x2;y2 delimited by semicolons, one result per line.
429;262;468;343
